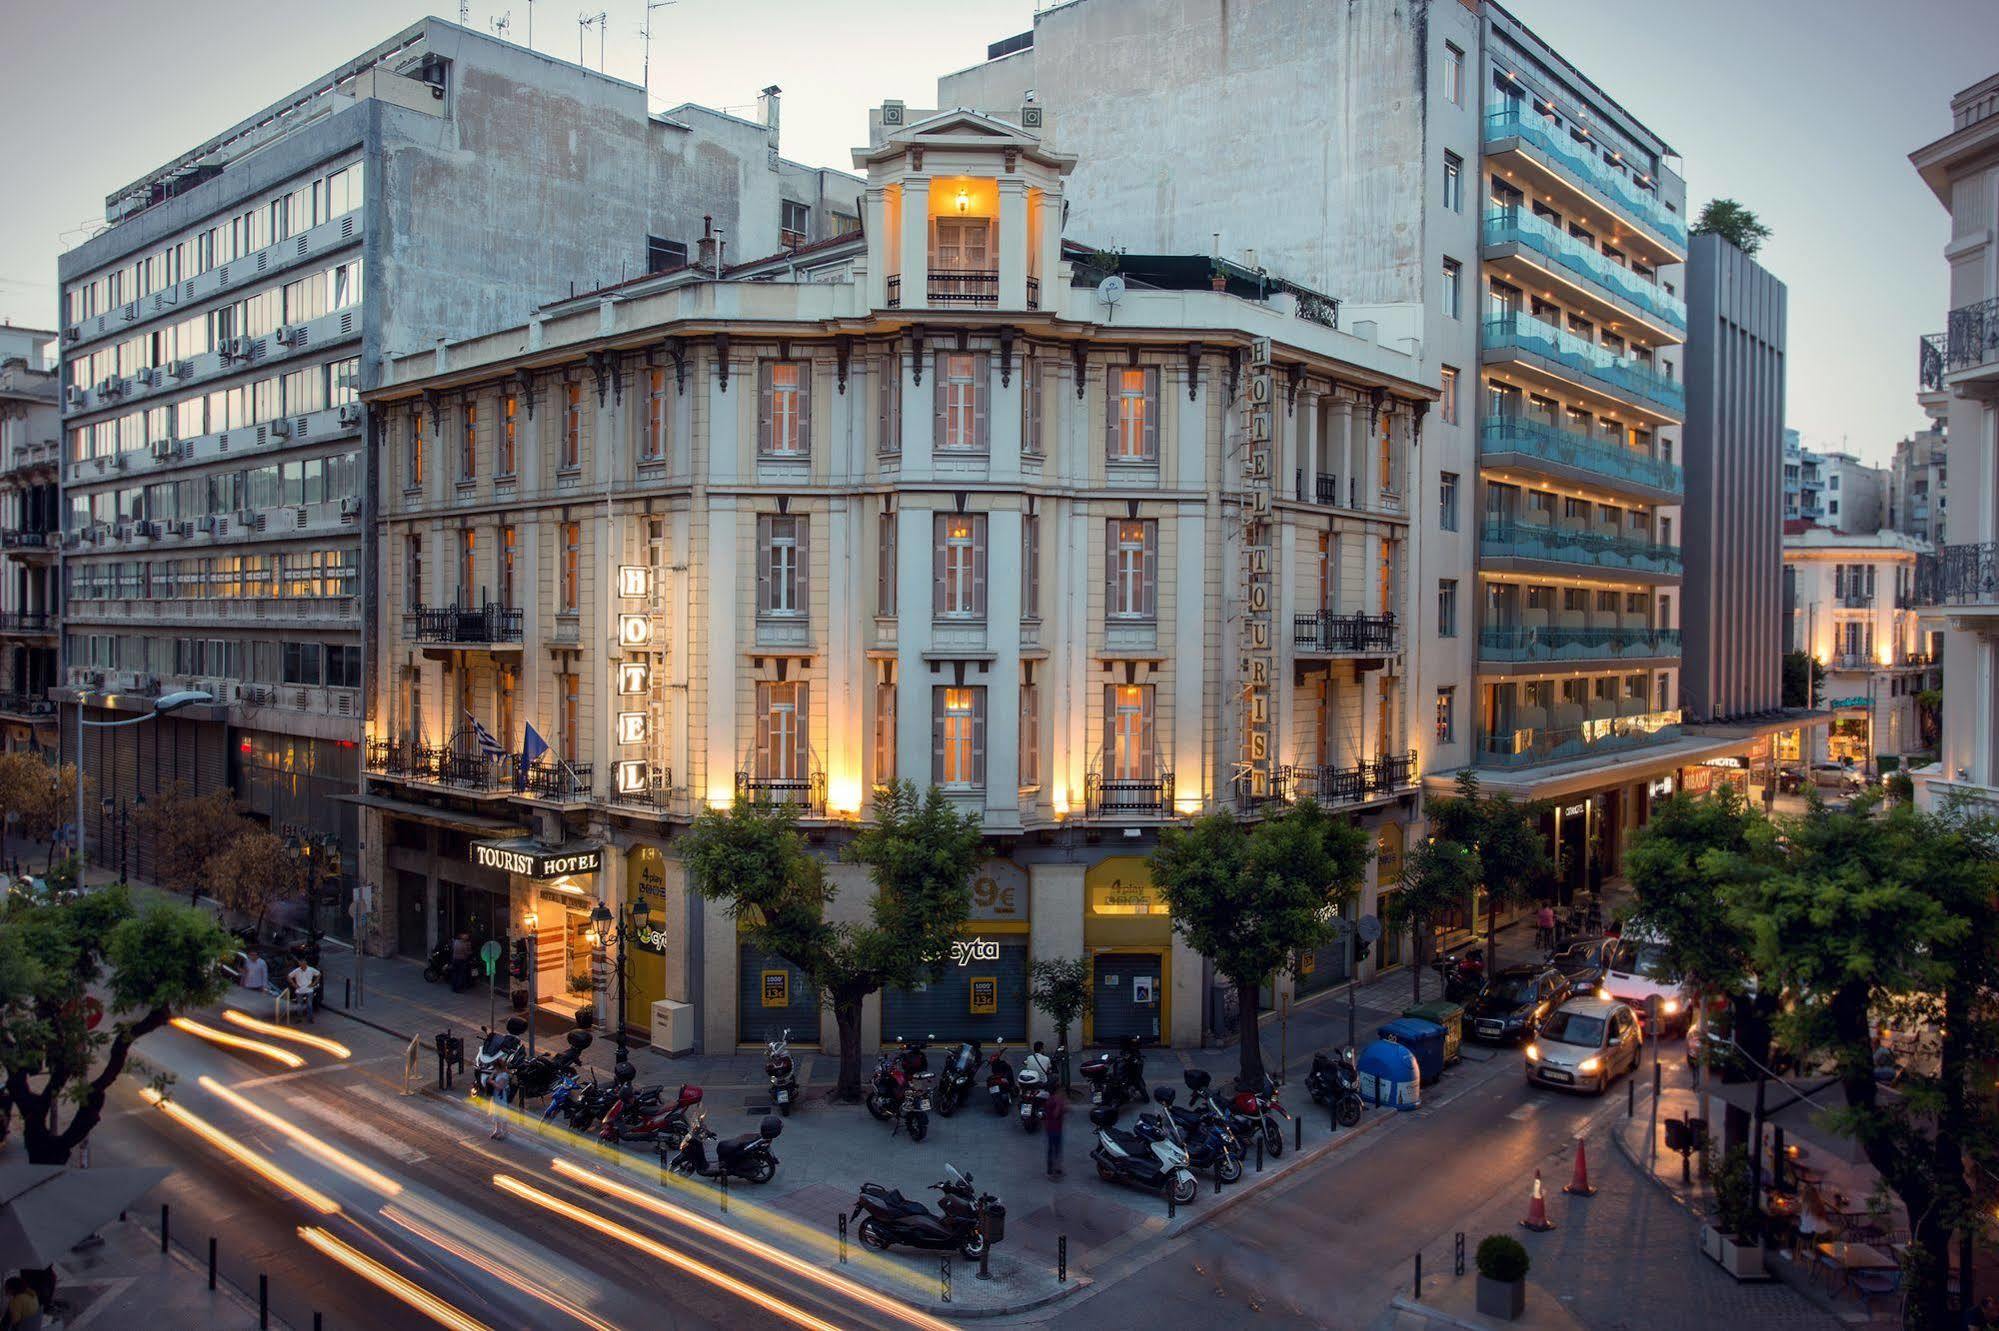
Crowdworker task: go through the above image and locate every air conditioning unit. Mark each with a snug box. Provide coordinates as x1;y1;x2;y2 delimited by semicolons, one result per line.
267;418;292;439
236;508;255;526
64;386;84;408
113;523;133;541
133;367;156;388
61;327;79;345
274;324;299;347
340;496;361;517
108;452;126;471
170;360;193;379
337;403;362;427
79;670;104;689
81;527;101;544
228;336;252;359
173;520;193;537
151;438;174;460
137;520;162;539
60;532;80;549
198;514;218;533
95;377;115;395
133;673;159;694
91;456;108;473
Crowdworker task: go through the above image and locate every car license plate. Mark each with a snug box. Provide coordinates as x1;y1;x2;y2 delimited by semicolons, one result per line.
1021;1103;1034;1119
917;1097;931;1110
1091;1091;1103;1104
1542;1069;1572;1084
775;1089;789;1103
1476;1021;1502;1038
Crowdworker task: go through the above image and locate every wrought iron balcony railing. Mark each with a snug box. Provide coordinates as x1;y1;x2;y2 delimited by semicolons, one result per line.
1294;610;1400;655
1084;770;1175;818
405;602;525;645
1280;751;1419;808
0;693;55;719
0;611;55;634
1;530;53;551
1945;297;1999;374
1914;543;1999;607
736;769;827;816
1837;591;1875;608
1478;625;1681;663
927;270;998;306
1920;332;1947;392
523;760;593;802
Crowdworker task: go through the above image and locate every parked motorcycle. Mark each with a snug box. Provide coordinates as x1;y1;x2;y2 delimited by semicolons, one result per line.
1169;1070;1245;1183
1432;948;1486;1004
984;1045;1015;1116
422;941;453;984
1014;1050;1053;1134
1228;1073;1292;1158
599;1082;705;1145
514;1028;594;1102
866;1053;911;1122
563;1066;657;1133
935;1040;983;1117
851;1166;1004;1260
1080;1035;1148;1113
765;1029;799;1116
893;1072;937;1142
664;1111;782;1184
1305;1047;1364;1128
1090;1088;1198;1205
471;1019;529;1099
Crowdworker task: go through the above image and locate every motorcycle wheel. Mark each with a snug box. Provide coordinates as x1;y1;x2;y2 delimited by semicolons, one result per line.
936;1087;958;1118
779;1097;793;1118
1337;1095;1362;1128
959;1228;988;1260
1217;1155;1244;1185
908;1114;929;1143
1308;1084;1327;1106
866;1092;892;1122
742;1157;776;1184
422;964;443;984
1168;1173;1198;1206
1264;1121;1285;1158
857;1217;893;1252
1096;1160;1119;1183
1022;1114;1038;1135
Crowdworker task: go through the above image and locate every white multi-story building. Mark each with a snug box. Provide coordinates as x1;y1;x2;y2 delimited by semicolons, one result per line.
50;18;859;904
361;105;1435;1052
1784;528;1937;771
0;326;60;753
1889;424;1948;543
1911;71;1999;814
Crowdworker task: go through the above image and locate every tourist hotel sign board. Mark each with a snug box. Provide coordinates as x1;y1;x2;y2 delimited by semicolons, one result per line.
617;565;654;795
1236;336;1276;798
472;840;602;879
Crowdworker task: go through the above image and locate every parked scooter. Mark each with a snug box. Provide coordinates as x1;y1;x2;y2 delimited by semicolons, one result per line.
599;1082;705;1145
664;1111;782;1184
935;1040;984;1117
893;1072;937;1142
472;1018;529;1099
1080;1035;1148;1112
851;1166;1004;1260
1227;1073;1292;1159
1432;948;1486;1004
514;1028;594;1103
765;1029;800;1116
1305;1047;1364;1128
1169;1070;1245;1183
1014;1043;1056;1134
563;1066;657;1133
1090;1087;1198;1205
984;1045;1015;1116
421;941;453;984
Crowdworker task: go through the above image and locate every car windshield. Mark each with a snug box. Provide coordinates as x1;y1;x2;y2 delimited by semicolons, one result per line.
1487;977;1539;1007
1541;1011;1608;1047
1608;941;1679;982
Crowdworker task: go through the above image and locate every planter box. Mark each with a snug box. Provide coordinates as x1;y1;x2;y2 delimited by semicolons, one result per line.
1475;1274;1526;1320
1699;1223;1768;1281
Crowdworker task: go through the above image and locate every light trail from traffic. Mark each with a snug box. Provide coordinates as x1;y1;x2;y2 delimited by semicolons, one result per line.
547;1157;954;1331
491;1173;847;1331
139;1088;339;1214
220;1009;353;1058
380;1204;619;1331
169;1016;306;1068
194;1076;402;1197
297;1226;492;1331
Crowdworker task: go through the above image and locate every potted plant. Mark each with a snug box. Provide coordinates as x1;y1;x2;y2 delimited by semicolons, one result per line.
1208;259;1229;292
1474;1234;1530;1320
1699;1145;1768;1279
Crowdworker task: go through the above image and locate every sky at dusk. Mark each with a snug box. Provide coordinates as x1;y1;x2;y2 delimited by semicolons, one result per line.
1;0;1989;464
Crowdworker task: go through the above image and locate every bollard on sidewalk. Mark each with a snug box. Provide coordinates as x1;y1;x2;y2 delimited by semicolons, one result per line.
1058;1234;1068;1284
208;1236;217;1291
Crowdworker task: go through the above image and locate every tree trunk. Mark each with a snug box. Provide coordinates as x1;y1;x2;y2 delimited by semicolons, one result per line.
1485;892;1498;977
832;1000;865;1102
1057;1023;1072;1091
1412;930;1425;1003
1236;979;1265;1088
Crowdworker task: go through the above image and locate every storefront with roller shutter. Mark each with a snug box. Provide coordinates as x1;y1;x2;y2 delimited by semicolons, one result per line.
881;858;1031;1044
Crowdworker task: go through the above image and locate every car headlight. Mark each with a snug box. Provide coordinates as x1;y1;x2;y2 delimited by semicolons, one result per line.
1524;1043;1541;1062
1661;998;1681;1016
1596;987;1612;1001
1577;1056;1601;1074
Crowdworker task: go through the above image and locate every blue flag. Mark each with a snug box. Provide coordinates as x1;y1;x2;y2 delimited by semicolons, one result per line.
517;722;549;791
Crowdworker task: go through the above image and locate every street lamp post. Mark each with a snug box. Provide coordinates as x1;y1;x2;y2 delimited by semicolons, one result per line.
73;690;211;882
590;895;653;1063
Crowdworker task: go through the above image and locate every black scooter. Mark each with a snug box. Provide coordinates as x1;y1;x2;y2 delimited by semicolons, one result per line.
422;941;452;984
1080;1035;1147;1112
851;1166;1004;1260
664;1112;782;1184
935;1039;983;1117
1305;1047;1364;1128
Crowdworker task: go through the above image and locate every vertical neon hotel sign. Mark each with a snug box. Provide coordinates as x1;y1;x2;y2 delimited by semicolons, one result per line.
1237;338;1275;798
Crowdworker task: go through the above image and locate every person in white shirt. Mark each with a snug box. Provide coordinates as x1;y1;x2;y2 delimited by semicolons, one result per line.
239;948;269;991
287;960;321;1020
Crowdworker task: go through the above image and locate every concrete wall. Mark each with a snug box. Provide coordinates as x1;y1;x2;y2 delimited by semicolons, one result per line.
1682;233;1786;721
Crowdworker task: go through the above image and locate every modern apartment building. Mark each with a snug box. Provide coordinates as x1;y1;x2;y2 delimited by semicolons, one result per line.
1785;528;1937;771
1911;71;1999;814
941;0;1773;899
1888;423;1948;543
1817;450;1888;534
0;327;61;753
1680;233;1785;726
1782;430;1824;523
51;18;860;903
361;105;1435;1052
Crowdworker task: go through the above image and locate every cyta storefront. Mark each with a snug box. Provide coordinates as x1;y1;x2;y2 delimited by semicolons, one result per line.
880;859;1031;1045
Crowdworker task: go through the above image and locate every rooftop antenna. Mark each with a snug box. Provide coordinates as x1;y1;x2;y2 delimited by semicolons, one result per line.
579;10;606;70
458;0;470;24
490;10;512;40
642;1;677;111
526;0;535;50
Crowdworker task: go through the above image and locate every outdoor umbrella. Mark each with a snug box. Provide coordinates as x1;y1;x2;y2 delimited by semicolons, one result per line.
0;1164;169;1270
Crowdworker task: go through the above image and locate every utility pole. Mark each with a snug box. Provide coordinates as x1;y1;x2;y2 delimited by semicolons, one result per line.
642;1;676;111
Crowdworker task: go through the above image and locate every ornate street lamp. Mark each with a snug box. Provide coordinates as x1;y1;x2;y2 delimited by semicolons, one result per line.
591;894;652;1062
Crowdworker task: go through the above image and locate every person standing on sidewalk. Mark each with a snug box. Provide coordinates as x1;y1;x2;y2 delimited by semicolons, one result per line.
450;931;474;993
1535;902;1556;953
488;1062;511;1140
1044;1088;1066;1178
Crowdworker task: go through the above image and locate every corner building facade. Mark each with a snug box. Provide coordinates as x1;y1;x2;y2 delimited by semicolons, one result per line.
362;107;1434;1053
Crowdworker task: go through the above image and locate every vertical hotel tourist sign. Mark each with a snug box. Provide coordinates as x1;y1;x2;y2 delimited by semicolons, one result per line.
1236;337;1275;799
614;563;652;800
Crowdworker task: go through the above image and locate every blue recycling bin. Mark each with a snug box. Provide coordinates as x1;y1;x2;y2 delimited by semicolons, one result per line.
1378;1016;1447;1086
1356;1038;1421;1111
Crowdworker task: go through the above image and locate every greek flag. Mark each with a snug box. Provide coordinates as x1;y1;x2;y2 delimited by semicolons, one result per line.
466;710;505;759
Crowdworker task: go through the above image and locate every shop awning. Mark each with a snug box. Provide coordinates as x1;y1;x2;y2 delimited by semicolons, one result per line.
1702;1075;1876;1165
335;790;529;837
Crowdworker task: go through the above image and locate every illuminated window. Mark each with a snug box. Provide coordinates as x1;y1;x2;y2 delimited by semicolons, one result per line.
934;513;985;618
1111;367;1158;461
934;686;986;788
874;680;897;784
560;521;580;611
1436;687;1456;742
562;382;582;470
499;394;518;476
498;525;517;606
407;410;424;488
1019;678;1040;788
1108;519;1157;620
939;354;984;451
761;361;808;456
457;529;476;605
756;681;808;781
1106;684;1155;782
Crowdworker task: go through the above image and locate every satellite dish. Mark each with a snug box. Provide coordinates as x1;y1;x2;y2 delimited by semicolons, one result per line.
1096;275;1125;306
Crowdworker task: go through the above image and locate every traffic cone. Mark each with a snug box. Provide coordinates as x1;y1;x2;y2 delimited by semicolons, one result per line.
1562;1140;1597;1197
1520;1168;1556;1231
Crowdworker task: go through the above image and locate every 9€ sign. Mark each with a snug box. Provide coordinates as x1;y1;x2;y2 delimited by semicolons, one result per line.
615;565;653;798
1238;337;1275;797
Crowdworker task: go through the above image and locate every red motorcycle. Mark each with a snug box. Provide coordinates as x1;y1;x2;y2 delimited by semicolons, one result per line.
599;1082;704;1145
1228;1074;1292;1158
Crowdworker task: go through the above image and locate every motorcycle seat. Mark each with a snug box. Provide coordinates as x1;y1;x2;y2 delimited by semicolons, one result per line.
868;1189;928;1217
1102;1125;1149;1152
717;1134;764;1162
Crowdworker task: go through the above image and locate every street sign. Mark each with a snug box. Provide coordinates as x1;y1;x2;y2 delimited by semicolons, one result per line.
1358;914;1383;943
480;940;502;966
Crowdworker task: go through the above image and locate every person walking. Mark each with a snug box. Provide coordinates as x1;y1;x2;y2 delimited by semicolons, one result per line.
1044;1087;1066;1179
1535;902;1556;953
487;1062;511;1140
449;931;474;993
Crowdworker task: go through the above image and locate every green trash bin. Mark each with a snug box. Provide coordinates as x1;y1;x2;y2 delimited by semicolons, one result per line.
1403;1001;1463;1065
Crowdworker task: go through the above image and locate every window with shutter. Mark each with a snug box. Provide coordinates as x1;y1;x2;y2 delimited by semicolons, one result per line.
761;361;808;457
936;354;985;452
878;512;897;616
460;402;476;481
759;681;806;781
1018;680;1039;787
499;394;518;476
1107;684;1154;781
877;354;901;457
936;686;984;788
1021;515;1039;620
764;515;801;615
1107;519;1156;620
935;513;985;619
643;368;668;462
1021;359;1043;457
408;411;424;487
562;382;582;470
1107;367;1158;462
874;682;897;784
560;521;580;611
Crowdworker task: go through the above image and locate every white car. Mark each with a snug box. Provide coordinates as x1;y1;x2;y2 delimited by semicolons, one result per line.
1596;934;1690;1036
1525;998;1644;1095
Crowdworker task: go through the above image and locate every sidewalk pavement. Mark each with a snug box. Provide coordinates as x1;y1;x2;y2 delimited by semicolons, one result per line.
33;1218;275;1331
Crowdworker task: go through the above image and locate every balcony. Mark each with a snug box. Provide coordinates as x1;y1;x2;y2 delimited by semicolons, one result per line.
1477;416;1681;502
1478;624;1681;666
522;760;593;804
1478;708;1684;770
609;765;676;812
1293;610;1400;656
0;611;57;638
1;440;58;480
1919;333;1948;394
0;693;56;723
1939;297;1999;392
366;738;516;793
927;270;997;307
1482;314;1685;421
1837;591;1875;609
1481;211;1686;337
1282;751;1419;809
1083;770;1175;819
1;530;55;560
1479;520;1682;582
1481;108;1687;261
405;602;525;649
736;769;827;817
1914;543;1999;622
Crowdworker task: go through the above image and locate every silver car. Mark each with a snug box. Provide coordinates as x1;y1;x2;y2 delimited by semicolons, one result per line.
1525;997;1643;1095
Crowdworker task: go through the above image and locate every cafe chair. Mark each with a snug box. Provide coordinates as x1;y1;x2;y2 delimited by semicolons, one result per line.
1850;1268;1901;1312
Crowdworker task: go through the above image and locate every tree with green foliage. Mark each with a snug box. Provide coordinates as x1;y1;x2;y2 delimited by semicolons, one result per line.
1149;801;1372;1086
1028;957;1090;1068
682;782;982;1101
1429;770;1549;970
1782;650;1823;710
0;884;234;1163
1691;199;1772;256
1390;835;1481;1003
